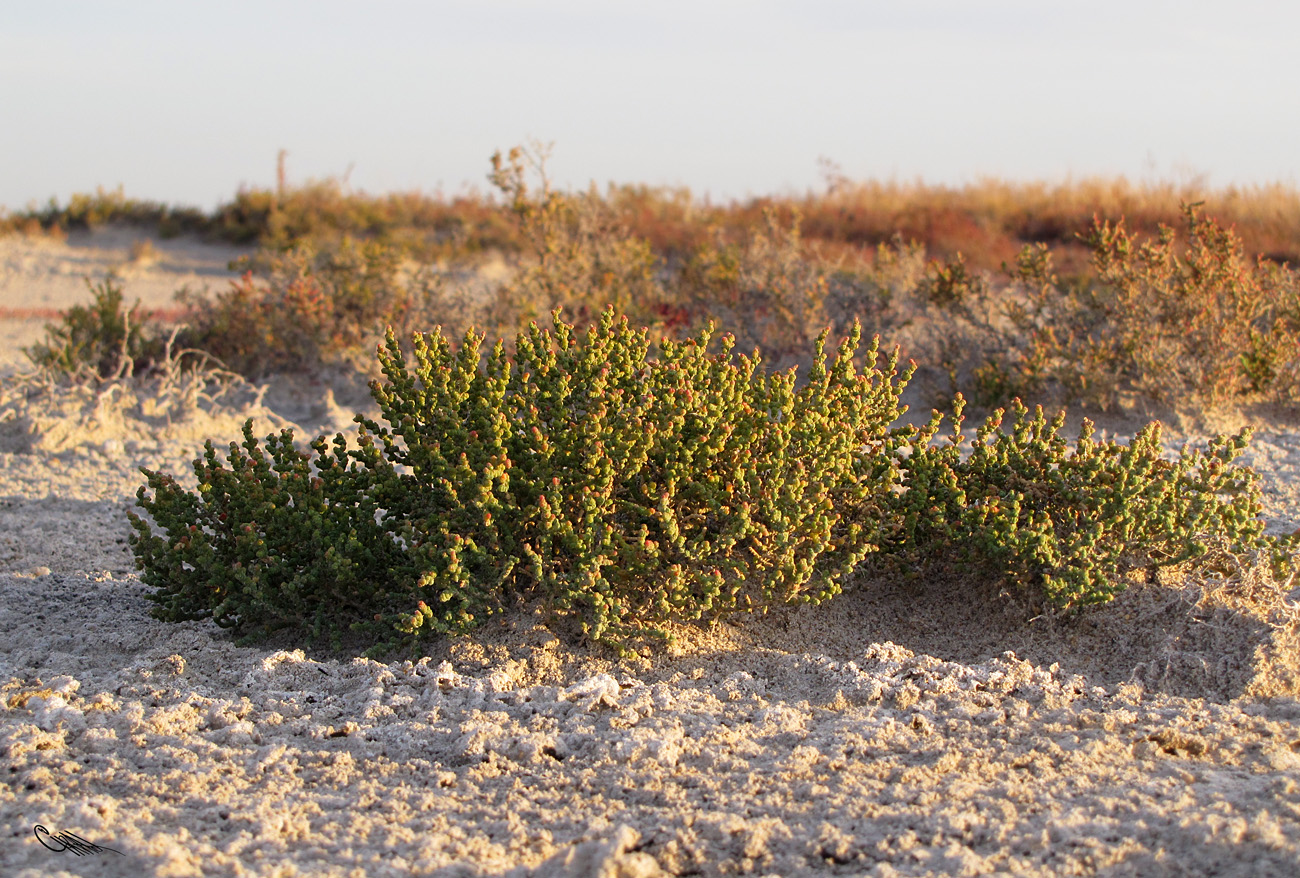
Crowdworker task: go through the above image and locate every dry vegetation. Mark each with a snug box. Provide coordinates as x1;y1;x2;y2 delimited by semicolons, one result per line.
9;146;1300;420
9;155;1299;267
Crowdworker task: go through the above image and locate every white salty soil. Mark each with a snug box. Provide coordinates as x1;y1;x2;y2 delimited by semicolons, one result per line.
1;229;1300;877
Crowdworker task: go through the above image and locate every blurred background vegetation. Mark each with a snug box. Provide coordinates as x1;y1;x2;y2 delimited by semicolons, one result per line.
10;147;1300;418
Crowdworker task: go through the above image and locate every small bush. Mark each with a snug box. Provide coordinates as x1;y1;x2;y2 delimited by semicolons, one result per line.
961;206;1300;411
24;278;164;380
178;237;415;376
131;308;913;655
129;424;418;648
886;397;1295;608
1082;204;1300;407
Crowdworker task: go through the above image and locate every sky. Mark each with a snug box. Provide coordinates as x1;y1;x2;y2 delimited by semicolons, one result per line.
2;1;1298;212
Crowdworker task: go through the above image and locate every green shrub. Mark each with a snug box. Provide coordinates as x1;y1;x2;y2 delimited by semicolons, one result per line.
369;308;911;645
129;308;1297;658
24;278;164;380
886;396;1295;607
129;424;425;650
131;307;913;655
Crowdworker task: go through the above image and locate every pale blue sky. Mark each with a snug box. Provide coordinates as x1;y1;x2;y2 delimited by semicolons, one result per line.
2;1;1297;212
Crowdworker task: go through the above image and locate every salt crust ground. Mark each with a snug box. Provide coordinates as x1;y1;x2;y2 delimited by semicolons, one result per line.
2;230;1300;877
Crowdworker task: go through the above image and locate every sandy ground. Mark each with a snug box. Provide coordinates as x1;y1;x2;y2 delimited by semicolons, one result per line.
2;229;1300;877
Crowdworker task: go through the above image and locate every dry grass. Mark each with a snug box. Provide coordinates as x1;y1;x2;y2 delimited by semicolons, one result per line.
9;152;1300;419
8;164;1299;268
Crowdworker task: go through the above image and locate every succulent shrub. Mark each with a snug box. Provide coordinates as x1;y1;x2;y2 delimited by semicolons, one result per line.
25;278;165;380
131;307;914;655
130;304;1297;658
129;423;458;654
887;396;1295;608
362;308;912;647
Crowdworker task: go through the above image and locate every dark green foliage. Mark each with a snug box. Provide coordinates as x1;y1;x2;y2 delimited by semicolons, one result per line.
886;397;1295;608
128;422;443;655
